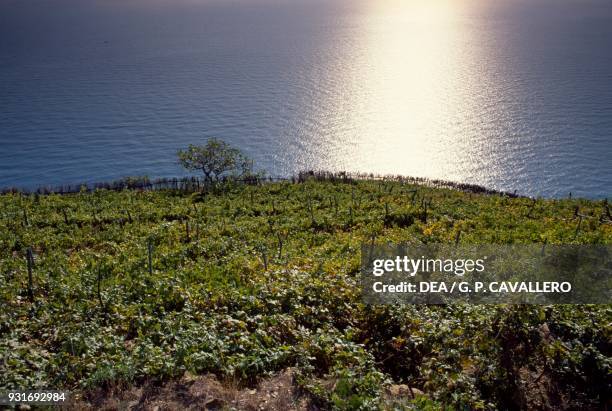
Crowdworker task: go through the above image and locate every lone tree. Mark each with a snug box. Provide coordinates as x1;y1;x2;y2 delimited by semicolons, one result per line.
178;138;254;183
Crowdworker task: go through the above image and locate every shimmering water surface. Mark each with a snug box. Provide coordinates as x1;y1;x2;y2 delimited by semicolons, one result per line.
1;0;611;197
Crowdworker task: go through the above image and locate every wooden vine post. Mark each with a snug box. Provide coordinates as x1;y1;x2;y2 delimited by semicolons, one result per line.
26;247;34;302
147;240;153;275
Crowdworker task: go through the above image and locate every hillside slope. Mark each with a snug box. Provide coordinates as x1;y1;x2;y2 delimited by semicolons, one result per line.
1;177;610;409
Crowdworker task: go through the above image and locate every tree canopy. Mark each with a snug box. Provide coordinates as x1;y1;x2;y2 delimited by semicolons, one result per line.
177;138;253;182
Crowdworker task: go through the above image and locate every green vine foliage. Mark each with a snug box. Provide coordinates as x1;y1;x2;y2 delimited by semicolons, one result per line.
0;179;610;409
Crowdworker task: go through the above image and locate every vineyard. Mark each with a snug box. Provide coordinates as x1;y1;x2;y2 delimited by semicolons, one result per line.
0;176;610;409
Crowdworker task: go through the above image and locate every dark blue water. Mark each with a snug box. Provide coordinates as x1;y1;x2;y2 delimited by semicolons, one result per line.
1;0;611;197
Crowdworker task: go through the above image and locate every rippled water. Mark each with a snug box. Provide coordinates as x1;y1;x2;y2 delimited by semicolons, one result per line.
1;0;611;197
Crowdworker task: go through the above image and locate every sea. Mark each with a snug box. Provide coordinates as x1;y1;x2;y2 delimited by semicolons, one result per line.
1;0;611;197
